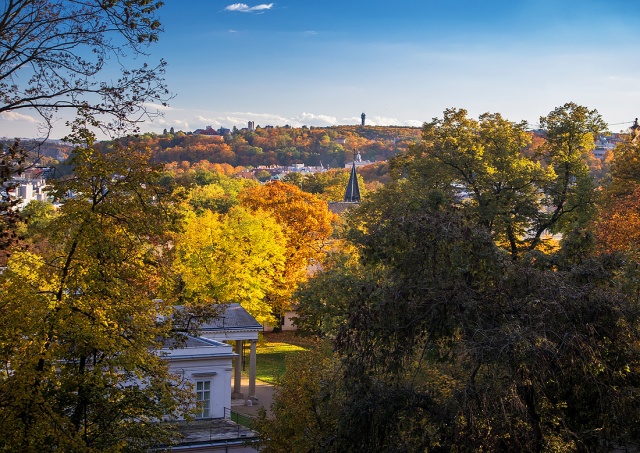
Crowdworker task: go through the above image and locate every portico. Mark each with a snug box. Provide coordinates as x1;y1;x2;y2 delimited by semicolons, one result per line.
197;304;263;401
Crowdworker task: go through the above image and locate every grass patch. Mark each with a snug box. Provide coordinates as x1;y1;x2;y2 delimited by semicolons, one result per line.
230;410;256;428
242;332;330;384
254;339;307;384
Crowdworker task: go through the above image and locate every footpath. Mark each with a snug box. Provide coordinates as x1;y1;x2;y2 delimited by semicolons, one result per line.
230;375;275;417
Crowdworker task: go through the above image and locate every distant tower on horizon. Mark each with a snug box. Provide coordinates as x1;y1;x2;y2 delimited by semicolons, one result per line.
632;118;640;136
248;121;255;131
361;112;366;127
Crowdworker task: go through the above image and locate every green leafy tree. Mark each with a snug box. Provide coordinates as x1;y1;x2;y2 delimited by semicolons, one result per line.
254;349;342;453
17;199;58;249
0;126;192;451
293;248;366;338
255;169;272;182
396;104;605;258
333;195;640;452
403;109;543;258
534;102;606;248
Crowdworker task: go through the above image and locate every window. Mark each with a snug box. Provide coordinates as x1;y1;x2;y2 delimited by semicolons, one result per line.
196;381;211;418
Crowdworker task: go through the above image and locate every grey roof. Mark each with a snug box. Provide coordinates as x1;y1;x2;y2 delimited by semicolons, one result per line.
328;201;359;215
199;303;262;332
162;335;227;349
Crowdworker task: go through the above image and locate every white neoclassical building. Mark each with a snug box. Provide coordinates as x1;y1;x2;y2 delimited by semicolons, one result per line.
161;335;235;419
159;304;263;452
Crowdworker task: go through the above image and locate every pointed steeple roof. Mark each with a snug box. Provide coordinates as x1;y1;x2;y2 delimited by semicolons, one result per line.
344;159;361;203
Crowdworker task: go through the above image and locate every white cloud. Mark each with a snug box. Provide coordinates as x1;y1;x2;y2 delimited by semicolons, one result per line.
143;102;177;112
194;112;286;128
178;111;338;129
0;111;37;123
224;3;273;13
292;112;337;126
173;119;191;129
342;115;423;127
304;30;317;36
152;117;190;130
370;116;401;126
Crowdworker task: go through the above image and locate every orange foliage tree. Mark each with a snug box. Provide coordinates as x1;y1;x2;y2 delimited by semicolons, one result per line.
595;186;640;255
239;181;336;321
596;137;640;256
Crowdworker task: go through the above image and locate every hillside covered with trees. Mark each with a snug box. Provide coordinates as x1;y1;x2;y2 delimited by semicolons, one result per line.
123;125;421;169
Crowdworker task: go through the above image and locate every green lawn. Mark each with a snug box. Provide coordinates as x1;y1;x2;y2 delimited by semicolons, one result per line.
254;340;307;384
244;332;318;384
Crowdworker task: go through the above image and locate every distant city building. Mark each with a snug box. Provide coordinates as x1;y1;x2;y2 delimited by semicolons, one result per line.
217;127;231;135
593;135;618;159
193;125;220;136
9;168;51;209
344;151;372;168
237;170;257;180
335;137;347;145
248;121;255;131
361;112;366;126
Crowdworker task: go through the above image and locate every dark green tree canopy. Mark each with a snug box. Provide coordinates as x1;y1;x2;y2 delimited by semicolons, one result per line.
331;196;640;452
275;104;640;453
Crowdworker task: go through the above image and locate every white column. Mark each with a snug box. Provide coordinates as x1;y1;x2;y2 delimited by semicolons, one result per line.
232;340;243;398
248;339;257;401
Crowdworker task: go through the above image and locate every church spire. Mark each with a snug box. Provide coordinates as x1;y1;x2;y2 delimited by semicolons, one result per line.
344;151;361;203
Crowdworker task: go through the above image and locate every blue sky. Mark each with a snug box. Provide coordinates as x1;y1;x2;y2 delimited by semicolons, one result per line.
3;0;640;138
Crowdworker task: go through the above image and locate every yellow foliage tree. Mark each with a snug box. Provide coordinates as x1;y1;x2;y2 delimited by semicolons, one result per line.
173;206;287;323
0;127;191;451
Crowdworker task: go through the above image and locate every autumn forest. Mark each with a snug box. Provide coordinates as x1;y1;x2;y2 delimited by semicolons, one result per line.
2;1;640;452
